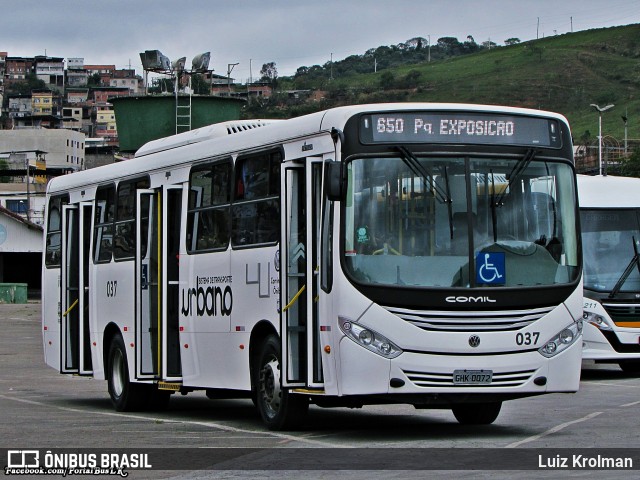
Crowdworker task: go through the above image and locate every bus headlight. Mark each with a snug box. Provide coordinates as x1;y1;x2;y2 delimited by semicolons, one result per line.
339;316;402;359
538;320;582;358
583;311;612;331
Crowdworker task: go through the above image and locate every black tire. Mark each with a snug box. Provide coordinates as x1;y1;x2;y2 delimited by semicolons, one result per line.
106;334;149;411
619;360;640;374
254;334;308;430
452;402;502;425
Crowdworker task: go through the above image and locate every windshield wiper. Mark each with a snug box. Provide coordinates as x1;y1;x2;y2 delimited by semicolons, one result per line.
490;148;538;242
395;146;454;238
609;236;640;299
494;148;538;207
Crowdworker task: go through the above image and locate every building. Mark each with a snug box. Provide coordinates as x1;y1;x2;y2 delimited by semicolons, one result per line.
0;128;85;172
7;94;32;119
32;90;57;116
0;52;6;105
34;56;65;91
84;64;116;86
95;108;117;143
66;57;88;87
4;57;34;88
62;105;83;131
210;79;273;99
110;68;142;94
0;205;43;298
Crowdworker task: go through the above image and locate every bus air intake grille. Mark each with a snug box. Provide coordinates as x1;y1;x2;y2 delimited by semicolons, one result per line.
225;120;274;135
602;304;640;328
384;306;553;332
402;368;537;387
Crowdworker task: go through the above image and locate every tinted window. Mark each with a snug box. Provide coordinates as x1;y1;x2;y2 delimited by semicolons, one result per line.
45;195;69;268
93;185;115;263
232;151;281;247
187;160;231;252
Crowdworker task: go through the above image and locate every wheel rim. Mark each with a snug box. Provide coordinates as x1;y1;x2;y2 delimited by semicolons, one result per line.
259;356;281;419
111;348;125;398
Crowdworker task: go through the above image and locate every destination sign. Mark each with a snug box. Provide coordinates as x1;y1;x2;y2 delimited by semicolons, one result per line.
359;112;561;147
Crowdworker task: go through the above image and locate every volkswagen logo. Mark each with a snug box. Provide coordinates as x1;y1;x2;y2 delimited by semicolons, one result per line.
468;335;481;348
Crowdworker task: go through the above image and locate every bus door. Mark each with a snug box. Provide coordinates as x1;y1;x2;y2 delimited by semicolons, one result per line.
60;203;93;374
135;187;182;381
281;157;324;388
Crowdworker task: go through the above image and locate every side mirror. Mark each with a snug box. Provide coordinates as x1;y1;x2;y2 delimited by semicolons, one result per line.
325;161;343;201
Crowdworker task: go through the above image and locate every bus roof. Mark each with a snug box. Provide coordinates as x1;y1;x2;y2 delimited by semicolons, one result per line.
577;174;640;208
47;102;570;195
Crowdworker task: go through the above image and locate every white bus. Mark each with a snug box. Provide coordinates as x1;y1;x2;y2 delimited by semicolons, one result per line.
578;174;640;373
43;103;583;429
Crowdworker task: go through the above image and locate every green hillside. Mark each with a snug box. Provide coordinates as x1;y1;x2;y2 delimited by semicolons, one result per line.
250;24;640;145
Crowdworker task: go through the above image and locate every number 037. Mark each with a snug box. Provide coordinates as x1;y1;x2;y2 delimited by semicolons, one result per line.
516;332;539;346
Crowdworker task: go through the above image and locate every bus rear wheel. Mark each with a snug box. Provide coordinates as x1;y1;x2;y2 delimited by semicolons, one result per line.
255;335;308;430
452;401;502;425
107;333;148;411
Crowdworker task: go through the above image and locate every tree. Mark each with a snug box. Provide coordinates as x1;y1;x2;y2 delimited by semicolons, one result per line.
437;37;463;56
191;74;210;95
379;71;395;90
505;38;521;46
87;73;102;87
260;62;278;85
404;37;428;50
463;35;480;54
5;73;46;96
148;78;174;94
398;70;422;89
620;148;640;177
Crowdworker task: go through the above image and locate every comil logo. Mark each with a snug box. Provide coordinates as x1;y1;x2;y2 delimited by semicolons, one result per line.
445;296;496;303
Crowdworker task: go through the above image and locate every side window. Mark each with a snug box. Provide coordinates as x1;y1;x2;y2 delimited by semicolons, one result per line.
114;177;150;260
93;184;115;263
45;194;69;268
232;151;281;247
187;160;231;252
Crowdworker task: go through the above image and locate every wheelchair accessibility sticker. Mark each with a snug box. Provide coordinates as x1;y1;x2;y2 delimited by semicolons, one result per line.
476;252;506;285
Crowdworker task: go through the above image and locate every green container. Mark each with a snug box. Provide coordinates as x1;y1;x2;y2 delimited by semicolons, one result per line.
111;95;245;152
0;283;28;304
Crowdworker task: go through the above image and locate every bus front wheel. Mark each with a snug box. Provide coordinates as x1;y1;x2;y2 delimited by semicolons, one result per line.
107;334;148;411
255;335;308;430
452;402;502;425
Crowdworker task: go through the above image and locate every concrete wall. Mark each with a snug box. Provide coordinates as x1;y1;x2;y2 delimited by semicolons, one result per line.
0;211;42;253
0;128;85;169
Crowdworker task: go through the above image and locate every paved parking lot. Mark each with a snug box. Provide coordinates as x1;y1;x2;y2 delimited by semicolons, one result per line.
2;302;640;478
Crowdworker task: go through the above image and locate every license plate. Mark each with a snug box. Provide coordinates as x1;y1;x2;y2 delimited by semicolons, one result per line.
453;369;493;385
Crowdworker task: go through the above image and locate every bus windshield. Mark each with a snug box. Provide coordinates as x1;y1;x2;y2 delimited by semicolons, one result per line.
343;155;579;289
580;209;640;293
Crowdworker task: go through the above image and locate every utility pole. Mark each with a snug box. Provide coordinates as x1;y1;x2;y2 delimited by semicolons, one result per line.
428;35;431;63
248;59;252;101
227;63;238;94
622;112;628;154
24;155;31;222
591;103;615;176
537;17;540;39
330;53;333;81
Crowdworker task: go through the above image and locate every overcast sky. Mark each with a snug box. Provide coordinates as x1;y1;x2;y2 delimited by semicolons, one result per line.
3;0;639;80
